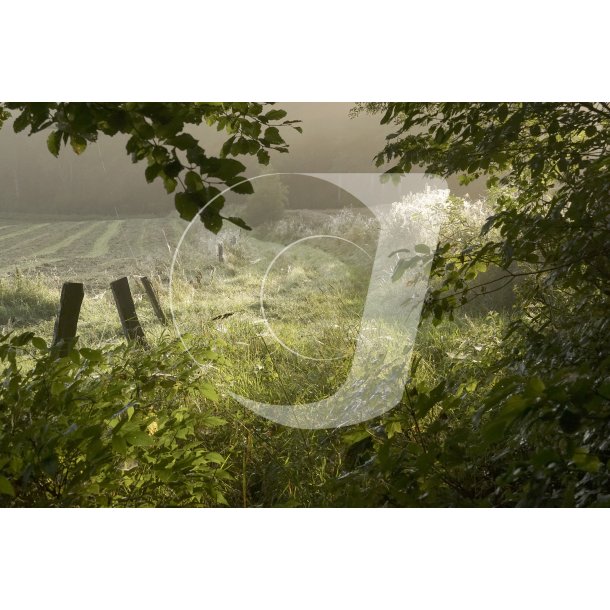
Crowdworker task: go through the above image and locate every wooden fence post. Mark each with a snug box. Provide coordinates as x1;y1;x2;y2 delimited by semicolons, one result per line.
137;275;168;325
52;282;84;358
110;277;147;346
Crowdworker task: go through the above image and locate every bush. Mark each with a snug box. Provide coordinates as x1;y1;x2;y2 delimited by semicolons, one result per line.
0;332;231;507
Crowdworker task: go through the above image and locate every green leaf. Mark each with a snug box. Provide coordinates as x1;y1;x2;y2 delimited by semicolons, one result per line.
220;136;236;158
481;215;497;235
572;448;601;473
13;111;30;133
0;475;15;497
168;133;198;150
257;149;270;165
465;379;478;393
11;332;35;346
200;416;227;427
263;127;283;145
163;175;177;194
70;135;87;155
112;434;128;455
205;452;225;464
199;209;223;234
229;179;254;195
198;382;219;402
175;192;201;220
151;145;169;164
392;256;420;281
501;394;529;418
135;120;156;139
31;337;47;350
225;216;251;231
80;348;103;363
47;131;62;157
342;428;370;446
125;431;155;447
213;158;246;181
215;490;229;506
386;421;402;439
414;244;431;254
185;170;204;192
264;109;288;121
482;395;530;443
145;163;162;183
231;137;250;155
164;159;183;179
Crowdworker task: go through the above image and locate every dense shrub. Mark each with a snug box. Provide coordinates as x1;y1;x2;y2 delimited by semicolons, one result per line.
342;102;610;507
0;332;230;507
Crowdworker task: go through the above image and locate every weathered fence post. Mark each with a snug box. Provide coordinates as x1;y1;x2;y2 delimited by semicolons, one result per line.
52;282;84;358
110;277;147;346
137;275;168;325
217;241;224;263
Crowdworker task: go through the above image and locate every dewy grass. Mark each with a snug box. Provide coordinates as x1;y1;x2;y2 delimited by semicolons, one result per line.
0;201;517;506
0;272;59;329
0;207;509;397
2;254;505;407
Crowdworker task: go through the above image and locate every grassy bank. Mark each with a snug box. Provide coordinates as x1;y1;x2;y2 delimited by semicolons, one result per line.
0;255;509;507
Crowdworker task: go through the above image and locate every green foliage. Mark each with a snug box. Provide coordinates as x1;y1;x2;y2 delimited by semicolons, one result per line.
3;102;609;507
368;103;610;316
0;332;231;507
0;102;302;231
345;102;610;506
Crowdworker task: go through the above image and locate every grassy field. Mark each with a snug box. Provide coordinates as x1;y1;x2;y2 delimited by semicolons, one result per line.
0;206;517;507
0;215;185;284
0;210;388;506
0;206;509;406
0;214;188;349
0;210;379;404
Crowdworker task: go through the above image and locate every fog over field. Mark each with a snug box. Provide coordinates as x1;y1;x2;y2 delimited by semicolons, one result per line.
2;99;607;513
0;103;484;219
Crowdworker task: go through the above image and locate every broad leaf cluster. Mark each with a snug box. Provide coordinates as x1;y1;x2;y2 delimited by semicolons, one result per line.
0;102;301;232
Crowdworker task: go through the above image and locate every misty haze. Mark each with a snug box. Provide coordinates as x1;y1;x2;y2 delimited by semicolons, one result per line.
0;102;607;511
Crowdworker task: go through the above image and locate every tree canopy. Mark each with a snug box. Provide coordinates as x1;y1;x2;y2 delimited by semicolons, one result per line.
0;102;301;231
351;102;610;505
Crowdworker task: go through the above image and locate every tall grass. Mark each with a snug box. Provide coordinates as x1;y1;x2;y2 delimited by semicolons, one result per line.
0;196;517;505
